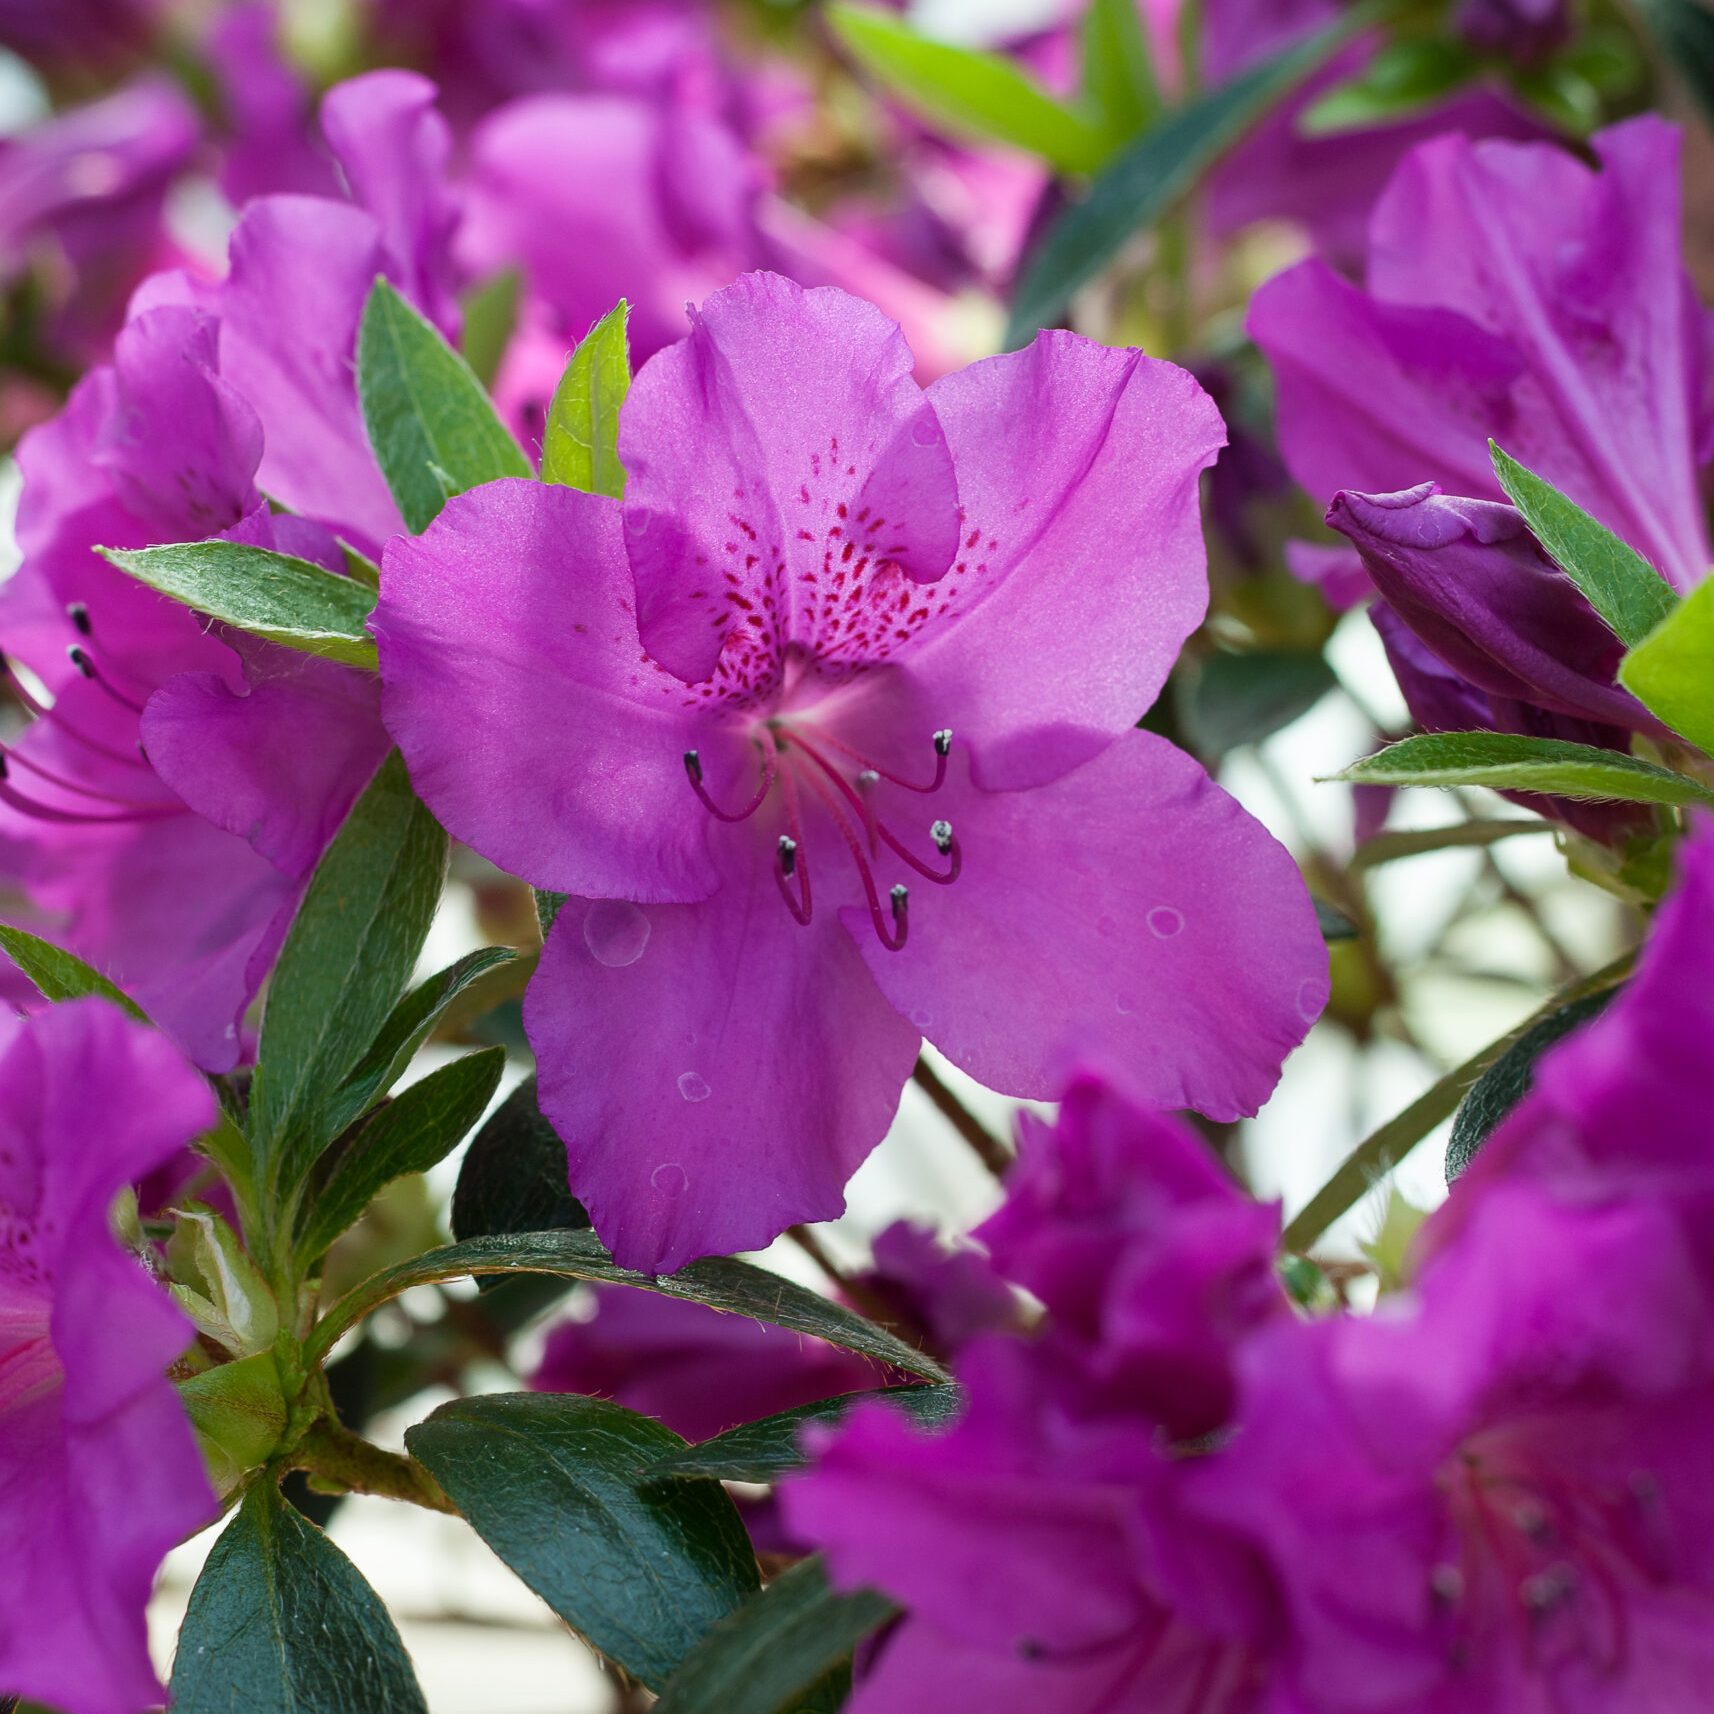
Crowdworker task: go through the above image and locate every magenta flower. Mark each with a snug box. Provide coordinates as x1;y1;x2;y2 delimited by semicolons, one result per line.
1251;118;1713;590
374;271;1324;1270
783;1069;1284;1713
0;999;217;1714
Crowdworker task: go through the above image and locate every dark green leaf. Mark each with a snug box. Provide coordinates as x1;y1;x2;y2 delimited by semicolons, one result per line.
0;924;144;1017
321;946;519;1141
534;888;567;939
1490;444;1678;648
297;1047;506;1262
829;2;1105;172
540;300;632;498
1619;577;1714;757
1446;990;1615;1182
171;1481;427;1714
1334;731;1714;808
358;278;531;534
451;1074;588;1244
249;753;449;1203
649;1385;962;1484
100;541;377;668
1007;17;1351;344
1635;0;1714;131
460;266;521;390
308;1228;949;1383
1312;896;1359;943
408;1394;757;1688
1181;648;1336;755
1299;36;1480;134
1351;819;1554;870
652;1556;896;1714
1080;0;1160;142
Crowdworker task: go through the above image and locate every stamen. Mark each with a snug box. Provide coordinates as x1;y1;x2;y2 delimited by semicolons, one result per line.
793;763;908;950
66;602;92;637
0;755;178;825
777;835;798;876
773;775;811;926
811;725;952;793
684;741;777;822
67;645;148;716
0;652;151;770
1;741;173;810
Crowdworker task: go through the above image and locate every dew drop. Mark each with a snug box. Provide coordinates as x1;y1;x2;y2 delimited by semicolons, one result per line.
1115;992;1137;1016
1296;977;1328;1023
911;414;942;446
625;508;652;537
1147;905;1185;939
677;1071;711;1103
582;899;651;968
652;1162;687;1196
910;1008;933;1030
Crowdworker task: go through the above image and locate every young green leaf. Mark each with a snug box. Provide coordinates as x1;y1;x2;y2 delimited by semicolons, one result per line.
648;1385;963;1484
307;1228;949;1382
1181;649;1337;756
1335;732;1714;809
1080;0;1160;143
1007;17;1351;344
358;277;532;533
1619;577;1714;758
296;1047;506;1263
829;3;1106;173
408;1394;758;1689
451;1074;589;1243
650;1555;897;1714
320;945;519;1141
541;300;632;498
1488;444;1679;648
248;753;449;1205
100;541;378;668
460;265;521;390
171;1481;429;1714
0;924;145;1017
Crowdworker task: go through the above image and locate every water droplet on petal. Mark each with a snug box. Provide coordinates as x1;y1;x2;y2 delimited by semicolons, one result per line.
910;1008;932;1030
652;1162;687;1196
1147;905;1185;939
1296;978;1328;1023
625;507;652;537
583;899;651;967
1115;992;1137;1016
911;413;942;446
677;1071;711;1103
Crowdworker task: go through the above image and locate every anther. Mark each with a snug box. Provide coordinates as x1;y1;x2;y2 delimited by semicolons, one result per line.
931;819;953;855
856;768;879;789
778;835;798;877
683;749;703;783
933;728;952;756
1429;1565;1464;1604
890;883;908;920
684;741;776;822
66;602;92;637
67;644;146;715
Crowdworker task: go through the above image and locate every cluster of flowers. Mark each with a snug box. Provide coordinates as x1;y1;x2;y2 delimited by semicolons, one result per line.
0;0;1709;1710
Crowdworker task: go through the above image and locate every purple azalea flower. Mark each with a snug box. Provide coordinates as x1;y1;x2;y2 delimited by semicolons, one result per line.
0;0;162;66
373;271;1325;1271
783;1070;1284;1713
1251;118;1713;591
0;78;200;369
0;999;217;1714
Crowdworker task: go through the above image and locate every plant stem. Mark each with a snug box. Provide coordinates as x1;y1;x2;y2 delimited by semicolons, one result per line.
290;1417;459;1515
911;1055;1013;1180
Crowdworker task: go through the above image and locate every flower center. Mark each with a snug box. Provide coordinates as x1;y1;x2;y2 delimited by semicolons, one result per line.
682;719;961;949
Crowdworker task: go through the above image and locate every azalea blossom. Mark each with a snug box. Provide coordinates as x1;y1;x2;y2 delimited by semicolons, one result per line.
374;270;1325;1271
0;999;216;1714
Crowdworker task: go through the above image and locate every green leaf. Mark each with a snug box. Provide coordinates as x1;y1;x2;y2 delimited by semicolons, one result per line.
1446;989;1615;1183
652;1556;896;1714
296;1047;506;1263
1334;731;1714;809
1619;577;1714;757
0;924;144;1017
540;300;632;498
178;1352;289;1495
248;753;449;1206
307;1228;949;1382
1283;952;1635;1250
407;1394;758;1688
1350;819;1555;870
320;946;519;1141
1006;16;1352;344
451;1074;589;1244
1312;896;1359;943
357;277;532;534
99;541;378;668
171;1481;428;1714
1299;36;1480;135
1080;0;1160;142
649;1385;962;1485
460;265;521;390
1635;0;1714;131
1489;444;1679;648
829;3;1106;173
1181;648;1336;755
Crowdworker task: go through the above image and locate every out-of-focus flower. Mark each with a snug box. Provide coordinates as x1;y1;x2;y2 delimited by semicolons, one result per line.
784;1070;1282;1714
373;270;1325;1272
0;999;217;1714
0;0;163;70
0;78;199;371
1455;0;1570;63
1252;118;1713;591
